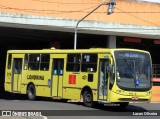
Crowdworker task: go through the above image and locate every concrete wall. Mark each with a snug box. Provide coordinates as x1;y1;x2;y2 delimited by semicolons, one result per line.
0;0;160;26
151;86;160;102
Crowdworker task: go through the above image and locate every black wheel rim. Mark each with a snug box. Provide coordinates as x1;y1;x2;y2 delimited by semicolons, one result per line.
28;87;34;98
85;93;92;103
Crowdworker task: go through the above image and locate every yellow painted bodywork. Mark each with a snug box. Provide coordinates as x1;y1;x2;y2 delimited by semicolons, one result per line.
13;74;22;91
108;84;152;102
4;48;152;103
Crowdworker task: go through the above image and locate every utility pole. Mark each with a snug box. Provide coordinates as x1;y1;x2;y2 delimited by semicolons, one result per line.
74;0;116;50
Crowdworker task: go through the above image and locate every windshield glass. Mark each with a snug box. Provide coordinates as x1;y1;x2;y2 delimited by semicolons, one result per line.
115;51;152;91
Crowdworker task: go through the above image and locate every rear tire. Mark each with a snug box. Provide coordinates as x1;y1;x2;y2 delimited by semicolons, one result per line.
27;84;36;101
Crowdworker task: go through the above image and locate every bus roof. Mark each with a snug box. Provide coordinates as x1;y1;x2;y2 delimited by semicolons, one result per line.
7;48;150;54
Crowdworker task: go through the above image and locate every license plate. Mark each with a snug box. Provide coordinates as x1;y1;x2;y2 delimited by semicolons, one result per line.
132;97;139;100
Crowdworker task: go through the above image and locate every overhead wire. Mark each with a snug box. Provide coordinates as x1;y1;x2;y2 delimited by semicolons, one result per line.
31;0;100;4
0;4;104;14
115;7;160;26
0;3;160;14
30;0;160;5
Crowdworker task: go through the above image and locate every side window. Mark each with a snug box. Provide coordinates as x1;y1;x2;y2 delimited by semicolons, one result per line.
66;54;81;72
28;54;40;70
81;54;97;72
40;54;50;71
7;54;12;69
24;54;28;70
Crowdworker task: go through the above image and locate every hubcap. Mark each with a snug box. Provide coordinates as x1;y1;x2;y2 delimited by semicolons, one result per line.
28;87;34;97
85;94;92;102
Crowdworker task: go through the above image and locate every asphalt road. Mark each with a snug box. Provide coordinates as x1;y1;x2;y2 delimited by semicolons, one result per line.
0;94;160;119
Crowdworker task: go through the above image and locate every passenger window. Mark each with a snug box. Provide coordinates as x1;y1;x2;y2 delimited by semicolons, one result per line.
28;54;40;70
24;54;28;70
66;54;81;72
40;54;50;71
81;54;97;72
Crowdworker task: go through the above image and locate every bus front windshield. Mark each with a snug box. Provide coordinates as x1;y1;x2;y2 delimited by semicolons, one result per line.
115;51;152;91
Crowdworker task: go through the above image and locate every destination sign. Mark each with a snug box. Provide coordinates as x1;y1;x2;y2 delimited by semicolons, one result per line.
114;51;150;59
124;53;139;58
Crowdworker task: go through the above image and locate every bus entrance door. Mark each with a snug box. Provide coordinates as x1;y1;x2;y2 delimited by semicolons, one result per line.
98;59;109;101
11;58;22;92
51;59;64;98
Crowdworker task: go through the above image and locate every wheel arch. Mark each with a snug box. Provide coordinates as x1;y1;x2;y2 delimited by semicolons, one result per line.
26;82;36;101
26;82;35;93
81;85;93;96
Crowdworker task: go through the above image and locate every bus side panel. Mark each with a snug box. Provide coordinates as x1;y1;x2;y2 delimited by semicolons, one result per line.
5;54;13;92
36;86;51;97
63;72;98;101
22;70;51;97
20;84;27;94
92;90;98;101
5;83;12;92
20;69;27;94
5;72;12;92
62;72;83;100
20;83;51;97
63;88;81;100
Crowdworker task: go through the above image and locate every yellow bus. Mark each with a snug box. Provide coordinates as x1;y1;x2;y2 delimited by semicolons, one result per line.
4;48;152;108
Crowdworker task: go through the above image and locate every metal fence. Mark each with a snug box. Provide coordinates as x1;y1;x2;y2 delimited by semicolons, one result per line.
153;64;160;78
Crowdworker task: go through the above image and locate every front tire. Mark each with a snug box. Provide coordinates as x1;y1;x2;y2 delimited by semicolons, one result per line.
27;84;36;101
83;90;95;107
